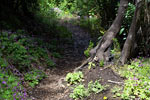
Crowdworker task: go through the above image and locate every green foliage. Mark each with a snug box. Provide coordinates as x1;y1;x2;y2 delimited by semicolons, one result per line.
118;58;150;100
125;3;136;23
84;41;94;57
79;17;101;32
24;69;46;87
66;71;83;85
88;80;106;94
111;38;121;60
111;86;122;97
0;69;26;100
0;58;8;68
119;3;136;40
88;62;96;69
0;30;56;72
99;60;104;67
0;31;31;71
70;84;89;99
69;80;107;99
52;52;62;58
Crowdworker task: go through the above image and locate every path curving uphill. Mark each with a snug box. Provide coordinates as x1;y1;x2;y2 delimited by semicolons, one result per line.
28;18;91;100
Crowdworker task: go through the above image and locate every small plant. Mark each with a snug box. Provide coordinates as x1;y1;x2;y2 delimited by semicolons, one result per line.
99;59;104;67
111;38;121;60
84;41;94;57
52;52;62;58
66;71;83;85
0;67;27;100
24;69;46;87
88;80;106;94
70;84;89;99
111;86;122;97
88;62;96;69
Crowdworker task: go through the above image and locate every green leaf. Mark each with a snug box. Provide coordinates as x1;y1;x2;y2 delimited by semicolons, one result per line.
119;27;125;35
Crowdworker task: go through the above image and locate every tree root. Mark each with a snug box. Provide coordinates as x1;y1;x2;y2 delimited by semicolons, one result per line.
73;57;92;72
58;77;66;88
108;80;123;85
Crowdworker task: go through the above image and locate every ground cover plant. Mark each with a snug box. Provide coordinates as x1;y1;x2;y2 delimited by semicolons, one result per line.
0;30;57;99
0;30;56;70
24;69;46;88
0;62;27;100
66;71;83;85
70;84;89;99
116;58;150;100
66;71;107;100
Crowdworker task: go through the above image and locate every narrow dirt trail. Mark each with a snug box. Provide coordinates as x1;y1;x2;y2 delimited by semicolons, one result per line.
28;18;124;100
28;19;91;100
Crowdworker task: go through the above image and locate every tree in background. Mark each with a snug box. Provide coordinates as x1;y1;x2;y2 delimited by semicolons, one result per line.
78;0;150;69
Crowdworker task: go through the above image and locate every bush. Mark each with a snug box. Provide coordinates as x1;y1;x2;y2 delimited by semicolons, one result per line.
70;84;89;99
66;71;83;85
25;69;46;87
0;30;56;72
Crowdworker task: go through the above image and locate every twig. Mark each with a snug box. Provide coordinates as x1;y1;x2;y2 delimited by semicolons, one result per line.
108;80;123;85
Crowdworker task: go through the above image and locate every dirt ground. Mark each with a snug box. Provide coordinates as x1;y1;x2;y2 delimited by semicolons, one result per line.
27;20;124;100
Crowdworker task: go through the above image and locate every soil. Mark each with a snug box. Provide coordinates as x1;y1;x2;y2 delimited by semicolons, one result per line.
28;19;124;100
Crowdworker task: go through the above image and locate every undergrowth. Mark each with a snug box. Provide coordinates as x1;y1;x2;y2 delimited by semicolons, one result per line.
116;58;150;100
0;30;59;99
66;72;107;100
0;30;56;71
0;62;27;100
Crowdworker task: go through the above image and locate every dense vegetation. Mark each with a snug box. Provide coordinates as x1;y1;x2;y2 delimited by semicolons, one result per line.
0;0;150;100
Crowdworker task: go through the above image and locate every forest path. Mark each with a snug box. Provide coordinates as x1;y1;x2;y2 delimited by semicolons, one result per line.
28;18;91;100
28;18;123;100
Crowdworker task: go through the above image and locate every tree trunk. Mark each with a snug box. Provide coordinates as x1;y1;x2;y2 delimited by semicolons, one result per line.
120;0;143;64
90;0;128;62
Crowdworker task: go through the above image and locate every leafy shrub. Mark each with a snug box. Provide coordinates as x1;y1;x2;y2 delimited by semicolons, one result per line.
111;86;122;97
24;69;46;87
52;52;62;58
0;58;8;68
99;59;104;67
70;84;89;99
69;80;106;99
0;31;31;71
118;58;150;100
28;46;55;67
88;62;96;69
88;80;106;94
84;41;94;57
119;3;136;42
111;38;121;59
0;30;56;71
66;71;83;85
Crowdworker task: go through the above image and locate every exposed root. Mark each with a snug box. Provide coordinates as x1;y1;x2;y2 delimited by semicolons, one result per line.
58;77;66;88
108;80;123;85
73;57;92;72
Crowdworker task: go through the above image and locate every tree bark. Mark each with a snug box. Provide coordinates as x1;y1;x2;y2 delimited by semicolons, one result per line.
90;0;128;62
120;0;143;64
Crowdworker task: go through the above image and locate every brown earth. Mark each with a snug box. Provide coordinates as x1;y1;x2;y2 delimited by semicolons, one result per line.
27;19;124;100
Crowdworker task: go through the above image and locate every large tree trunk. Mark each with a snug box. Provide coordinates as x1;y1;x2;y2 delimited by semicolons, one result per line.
120;0;143;64
90;0;128;62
